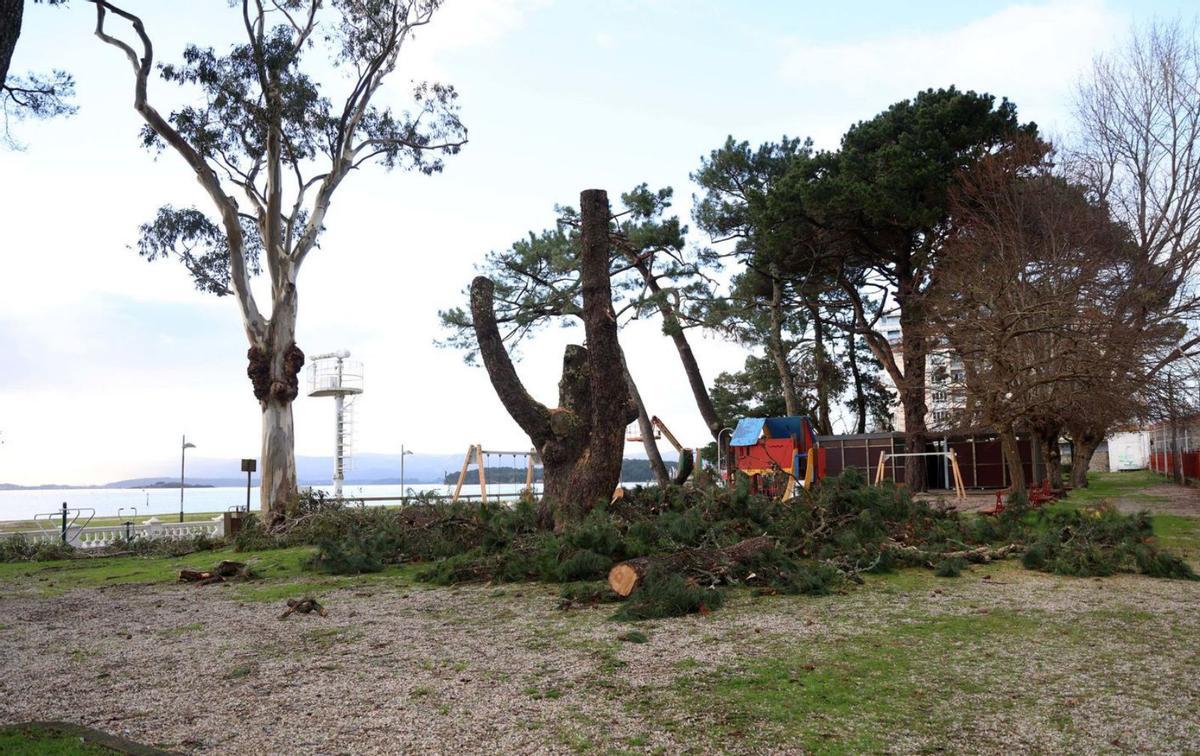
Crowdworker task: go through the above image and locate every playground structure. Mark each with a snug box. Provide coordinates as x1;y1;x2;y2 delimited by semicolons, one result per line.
308;350;363;497
728;416;824;498
450;445;542;504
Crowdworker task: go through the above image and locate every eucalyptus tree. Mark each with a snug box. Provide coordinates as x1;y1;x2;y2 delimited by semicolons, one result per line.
90;0;466;521
1;0;74;146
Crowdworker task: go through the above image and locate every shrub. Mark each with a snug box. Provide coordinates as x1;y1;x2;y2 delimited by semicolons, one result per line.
935;556;967;578
1021;505;1198;580
0;534;74;562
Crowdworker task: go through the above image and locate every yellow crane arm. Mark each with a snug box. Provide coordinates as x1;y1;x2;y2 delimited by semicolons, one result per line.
651;416;684;454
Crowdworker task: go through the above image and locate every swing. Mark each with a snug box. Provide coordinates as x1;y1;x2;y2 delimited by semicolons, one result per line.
450;445;541;503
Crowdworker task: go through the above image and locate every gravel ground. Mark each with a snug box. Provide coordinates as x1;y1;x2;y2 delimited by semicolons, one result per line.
2;561;1199;754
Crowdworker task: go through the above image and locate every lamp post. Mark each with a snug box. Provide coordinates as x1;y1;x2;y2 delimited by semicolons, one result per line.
717;427;734;483
180;435;196;523
400;445;414;502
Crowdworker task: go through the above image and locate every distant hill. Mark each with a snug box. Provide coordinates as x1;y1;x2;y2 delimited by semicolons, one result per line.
1;450;678;490
442;458;670;485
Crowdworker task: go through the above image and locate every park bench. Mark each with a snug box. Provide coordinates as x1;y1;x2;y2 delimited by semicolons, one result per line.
979;479;1058;516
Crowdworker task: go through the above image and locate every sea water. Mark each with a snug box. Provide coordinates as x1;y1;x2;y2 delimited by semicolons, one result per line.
0;482;537;523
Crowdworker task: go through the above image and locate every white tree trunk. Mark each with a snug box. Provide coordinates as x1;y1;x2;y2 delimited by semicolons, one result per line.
261;397;298;519
249;286;303;523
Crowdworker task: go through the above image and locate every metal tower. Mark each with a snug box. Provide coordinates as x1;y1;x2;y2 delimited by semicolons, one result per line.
307;350;364;497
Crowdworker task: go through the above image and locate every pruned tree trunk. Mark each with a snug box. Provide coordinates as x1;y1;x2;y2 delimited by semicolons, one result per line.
899;307;930;491
472;189;637;528
1034;423;1063;489
245;293;304;523
1171;420;1185;485
607;535;774;597
999;427;1026;495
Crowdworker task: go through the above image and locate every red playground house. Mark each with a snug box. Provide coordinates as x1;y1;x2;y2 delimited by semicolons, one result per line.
729;416;824;498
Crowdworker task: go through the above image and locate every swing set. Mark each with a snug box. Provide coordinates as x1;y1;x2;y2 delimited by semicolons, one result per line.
873;450;967;499
450;444;542;504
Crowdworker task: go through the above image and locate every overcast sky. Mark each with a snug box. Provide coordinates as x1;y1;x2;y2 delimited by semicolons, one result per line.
0;0;1188;485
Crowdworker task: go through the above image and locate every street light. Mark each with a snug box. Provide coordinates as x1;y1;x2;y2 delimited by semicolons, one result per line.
180;435;196;523
400;445;414;502
717;427;734;484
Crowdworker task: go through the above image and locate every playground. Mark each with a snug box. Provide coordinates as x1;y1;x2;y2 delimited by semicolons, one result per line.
0;471;1197;754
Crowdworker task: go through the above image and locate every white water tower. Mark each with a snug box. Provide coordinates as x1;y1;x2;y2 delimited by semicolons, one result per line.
308;350;364;497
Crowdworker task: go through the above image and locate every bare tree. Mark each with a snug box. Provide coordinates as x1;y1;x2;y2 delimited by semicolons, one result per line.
470;189;637;528
1074;18;1200;364
932;139;1134;493
90;1;465;521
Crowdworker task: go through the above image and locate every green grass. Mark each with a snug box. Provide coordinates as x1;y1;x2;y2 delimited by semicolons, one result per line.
1153;514;1200;560
0;724;116;755
669;609;1050;753
0;546;315;595
0;543;425;602
1062;470;1169;507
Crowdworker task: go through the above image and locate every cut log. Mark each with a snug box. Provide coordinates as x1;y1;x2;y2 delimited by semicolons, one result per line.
608;535;774;597
178;569;213;582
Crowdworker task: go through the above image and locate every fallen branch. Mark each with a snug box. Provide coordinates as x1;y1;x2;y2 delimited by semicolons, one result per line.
884;541;1023;568
178;560;251;585
278;597;327;620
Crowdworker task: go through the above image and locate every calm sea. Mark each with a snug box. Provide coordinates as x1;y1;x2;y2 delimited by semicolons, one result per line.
0;482;539;523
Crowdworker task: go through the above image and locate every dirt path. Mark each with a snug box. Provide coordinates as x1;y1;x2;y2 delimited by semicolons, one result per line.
1;565;1198;754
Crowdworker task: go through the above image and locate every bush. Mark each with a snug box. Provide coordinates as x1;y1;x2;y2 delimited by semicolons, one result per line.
935;556;967;578
0;534;74;562
306;520;390;575
1021;505;1198;580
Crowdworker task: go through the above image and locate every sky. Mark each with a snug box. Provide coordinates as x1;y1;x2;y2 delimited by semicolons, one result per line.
0;0;1191;485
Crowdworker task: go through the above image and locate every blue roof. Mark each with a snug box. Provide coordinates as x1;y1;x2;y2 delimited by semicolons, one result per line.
730;418;766;447
730;416;811;447
765;416;806;440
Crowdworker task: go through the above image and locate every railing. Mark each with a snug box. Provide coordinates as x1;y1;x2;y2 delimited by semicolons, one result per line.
0;515;226;550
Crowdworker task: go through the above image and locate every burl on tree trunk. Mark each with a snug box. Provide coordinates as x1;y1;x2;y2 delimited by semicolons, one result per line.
471;189;637;528
247;339;305;524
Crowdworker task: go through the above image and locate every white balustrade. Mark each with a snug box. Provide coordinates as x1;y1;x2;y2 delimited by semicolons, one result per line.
0;514;225;550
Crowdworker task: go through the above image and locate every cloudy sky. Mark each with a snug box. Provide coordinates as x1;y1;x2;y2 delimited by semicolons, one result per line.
0;0;1187;485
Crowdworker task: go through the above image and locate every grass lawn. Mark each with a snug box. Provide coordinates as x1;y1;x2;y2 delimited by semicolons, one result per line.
1058;469;1169;506
0;470;1197;753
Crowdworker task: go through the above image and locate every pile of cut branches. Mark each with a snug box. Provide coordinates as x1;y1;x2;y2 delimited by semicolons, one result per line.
277;470;1195;619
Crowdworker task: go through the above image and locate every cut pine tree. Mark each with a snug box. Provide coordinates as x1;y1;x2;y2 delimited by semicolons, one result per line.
607;535;774;597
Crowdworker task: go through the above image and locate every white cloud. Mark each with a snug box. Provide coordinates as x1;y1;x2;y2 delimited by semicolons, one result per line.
776;0;1124;144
